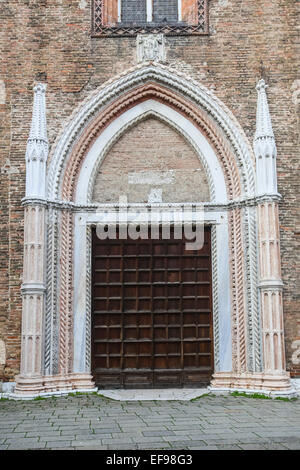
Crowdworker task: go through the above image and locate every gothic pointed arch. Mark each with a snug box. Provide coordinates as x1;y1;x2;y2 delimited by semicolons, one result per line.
47;63;256;203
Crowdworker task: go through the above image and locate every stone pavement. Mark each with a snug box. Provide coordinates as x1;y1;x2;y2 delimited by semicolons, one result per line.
0;393;300;450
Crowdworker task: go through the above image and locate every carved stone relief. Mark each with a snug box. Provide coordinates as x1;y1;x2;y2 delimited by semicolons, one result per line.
137;34;166;63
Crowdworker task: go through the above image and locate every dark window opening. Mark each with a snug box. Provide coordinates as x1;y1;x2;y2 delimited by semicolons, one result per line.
121;0;147;25
121;0;182;26
153;0;178;24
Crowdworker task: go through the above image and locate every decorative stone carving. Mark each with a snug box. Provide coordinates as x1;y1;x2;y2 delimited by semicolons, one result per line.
243;205;261;372
47;66;262;394
59;210;73;376
254;79;277;196
212;80;293;394
254;79;291;388
148;188;163;203
15;84;48;396
13;66;293;397
229;208;247;373
45;208;59;376
137;34;166;63
25;83;48;199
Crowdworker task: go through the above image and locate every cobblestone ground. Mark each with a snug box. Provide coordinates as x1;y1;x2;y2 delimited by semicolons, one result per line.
0;393;300;450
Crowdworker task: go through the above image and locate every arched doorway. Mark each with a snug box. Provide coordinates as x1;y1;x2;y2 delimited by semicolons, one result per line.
14;64;292;396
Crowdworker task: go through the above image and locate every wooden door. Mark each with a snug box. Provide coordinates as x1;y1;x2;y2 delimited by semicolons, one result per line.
91;226;213;388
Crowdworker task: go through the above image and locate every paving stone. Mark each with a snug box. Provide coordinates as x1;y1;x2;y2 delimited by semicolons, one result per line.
203;437;248;445
3;437;40;445
75;433;112;440
280;442;300;450
256;431;300;438
39;435;76;441
9;442;47;450
91;428;121;434
74;445;109;450
1;432;27;439
165;439;206;447
102;437;134;445
71;439;104;447
25;430;60;437
136;442;171;450
142;430;175;437
107;444;140;450
0;395;299;450
264;443;291;450
45;440;72;448
0;444;9;450
188;445;218;450
216;444;242;450
239;444;268;450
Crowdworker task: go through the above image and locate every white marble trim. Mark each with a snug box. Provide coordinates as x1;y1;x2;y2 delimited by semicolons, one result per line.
97;388;209;401
73;209;232;374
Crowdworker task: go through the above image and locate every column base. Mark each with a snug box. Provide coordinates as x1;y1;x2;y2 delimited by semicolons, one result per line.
210;371;297;397
14;374;45;396
11;373;96;399
69;373;96;391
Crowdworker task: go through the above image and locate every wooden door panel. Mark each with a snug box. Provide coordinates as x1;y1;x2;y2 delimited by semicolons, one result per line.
91;226;213;388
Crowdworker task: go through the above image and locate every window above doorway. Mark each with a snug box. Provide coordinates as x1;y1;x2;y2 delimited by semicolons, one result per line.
92;0;209;37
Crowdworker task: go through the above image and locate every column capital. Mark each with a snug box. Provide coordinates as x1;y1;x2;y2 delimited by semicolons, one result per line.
258;279;284;290
21;283;46;294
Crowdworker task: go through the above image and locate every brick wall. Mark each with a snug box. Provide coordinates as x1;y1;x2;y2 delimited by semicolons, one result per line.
0;0;298;380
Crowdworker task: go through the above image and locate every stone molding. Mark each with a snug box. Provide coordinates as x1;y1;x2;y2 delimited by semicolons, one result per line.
210;371;293;395
20;283;46;294
22;193;282;211
244;205;261;372
258;281;284;290
44;208;59;376
211;225;220;371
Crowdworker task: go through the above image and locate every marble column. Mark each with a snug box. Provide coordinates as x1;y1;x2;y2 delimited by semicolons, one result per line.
210;80;293;394
15;84;48;395
254;80;291;390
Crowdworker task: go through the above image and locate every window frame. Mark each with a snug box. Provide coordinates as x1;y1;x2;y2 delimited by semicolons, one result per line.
92;0;209;37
